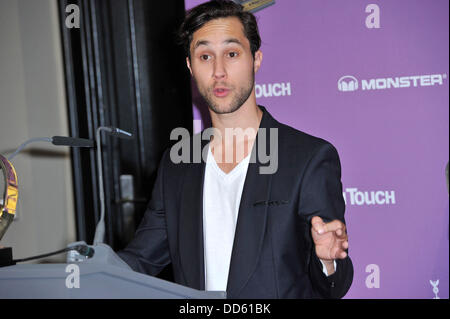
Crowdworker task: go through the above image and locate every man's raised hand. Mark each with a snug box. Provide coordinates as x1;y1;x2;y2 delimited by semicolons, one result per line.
311;216;349;262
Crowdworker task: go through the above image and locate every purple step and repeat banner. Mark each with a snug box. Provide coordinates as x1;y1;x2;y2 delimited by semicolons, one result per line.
184;0;449;299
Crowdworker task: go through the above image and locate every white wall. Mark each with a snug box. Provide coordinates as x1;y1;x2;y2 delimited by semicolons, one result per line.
0;0;76;262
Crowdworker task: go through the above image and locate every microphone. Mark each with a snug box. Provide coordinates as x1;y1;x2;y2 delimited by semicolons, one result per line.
8;136;94;161
93;127;133;245
51;136;94;148
108;128;133;139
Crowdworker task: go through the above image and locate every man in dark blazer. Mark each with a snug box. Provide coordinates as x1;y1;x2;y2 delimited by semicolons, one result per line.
117;0;353;299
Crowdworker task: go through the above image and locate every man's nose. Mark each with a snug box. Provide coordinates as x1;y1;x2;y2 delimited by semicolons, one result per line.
213;57;226;80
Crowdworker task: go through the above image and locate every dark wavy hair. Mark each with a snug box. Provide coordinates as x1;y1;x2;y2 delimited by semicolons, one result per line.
178;0;261;59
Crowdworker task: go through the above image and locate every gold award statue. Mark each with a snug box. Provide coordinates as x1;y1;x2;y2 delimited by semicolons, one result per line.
0;154;18;241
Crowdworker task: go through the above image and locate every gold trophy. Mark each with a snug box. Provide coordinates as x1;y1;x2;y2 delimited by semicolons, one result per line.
0;154;18;241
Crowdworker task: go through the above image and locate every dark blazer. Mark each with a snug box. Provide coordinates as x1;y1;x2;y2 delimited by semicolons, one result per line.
117;105;353;299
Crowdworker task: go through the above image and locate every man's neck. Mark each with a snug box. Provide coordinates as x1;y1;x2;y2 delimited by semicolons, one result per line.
209;101;262;141
208;100;263;166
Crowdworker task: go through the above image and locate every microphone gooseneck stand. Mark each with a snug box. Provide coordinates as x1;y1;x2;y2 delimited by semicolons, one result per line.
1;130;132;266
93;127;133;245
0;135;94;267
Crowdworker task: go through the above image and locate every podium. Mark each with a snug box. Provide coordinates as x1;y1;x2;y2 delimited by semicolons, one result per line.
0;243;226;299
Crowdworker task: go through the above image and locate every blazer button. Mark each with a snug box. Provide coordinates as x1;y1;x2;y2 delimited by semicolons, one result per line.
331;281;335;288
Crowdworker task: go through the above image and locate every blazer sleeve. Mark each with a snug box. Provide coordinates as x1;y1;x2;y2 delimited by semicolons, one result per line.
298;142;354;299
116;149;171;276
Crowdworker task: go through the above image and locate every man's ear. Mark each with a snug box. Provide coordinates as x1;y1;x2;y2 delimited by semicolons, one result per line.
253;50;263;73
186;57;193;75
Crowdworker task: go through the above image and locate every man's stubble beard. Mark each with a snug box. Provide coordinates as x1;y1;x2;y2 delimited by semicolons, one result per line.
196;70;255;115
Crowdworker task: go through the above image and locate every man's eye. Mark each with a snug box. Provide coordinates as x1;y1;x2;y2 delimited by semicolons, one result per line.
228;52;238;58
200;55;211;61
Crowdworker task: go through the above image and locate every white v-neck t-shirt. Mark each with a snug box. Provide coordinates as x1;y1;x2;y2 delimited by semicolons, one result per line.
202;144;335;292
203;144;251;291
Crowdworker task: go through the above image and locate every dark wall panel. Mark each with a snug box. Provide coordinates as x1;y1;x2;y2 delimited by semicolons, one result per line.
58;0;192;267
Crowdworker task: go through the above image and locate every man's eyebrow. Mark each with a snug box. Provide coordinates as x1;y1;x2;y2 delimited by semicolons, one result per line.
193;38;244;51
193;40;210;50
223;38;244;47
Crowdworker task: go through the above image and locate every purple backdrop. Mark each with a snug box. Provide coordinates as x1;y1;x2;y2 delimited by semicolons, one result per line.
185;0;449;299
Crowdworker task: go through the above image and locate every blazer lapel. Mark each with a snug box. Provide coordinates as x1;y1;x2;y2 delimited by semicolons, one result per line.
226;105;274;297
178;136;209;290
